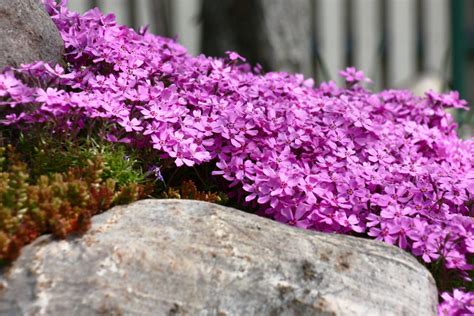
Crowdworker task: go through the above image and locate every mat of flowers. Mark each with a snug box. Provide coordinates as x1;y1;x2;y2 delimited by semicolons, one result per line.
0;1;472;314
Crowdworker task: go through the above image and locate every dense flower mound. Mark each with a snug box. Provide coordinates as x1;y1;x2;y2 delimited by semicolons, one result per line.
0;1;472;313
438;289;474;315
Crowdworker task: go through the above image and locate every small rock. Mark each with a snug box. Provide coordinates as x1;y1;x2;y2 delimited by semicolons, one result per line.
0;0;64;69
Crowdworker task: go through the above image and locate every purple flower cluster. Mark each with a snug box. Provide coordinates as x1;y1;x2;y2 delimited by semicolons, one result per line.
0;1;472;313
438;289;474;315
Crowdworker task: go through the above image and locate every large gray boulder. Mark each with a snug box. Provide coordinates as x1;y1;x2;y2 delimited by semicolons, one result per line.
0;200;438;315
0;0;64;69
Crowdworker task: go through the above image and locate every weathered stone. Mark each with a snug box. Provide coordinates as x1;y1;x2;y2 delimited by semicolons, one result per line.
0;200;438;315
0;0;64;69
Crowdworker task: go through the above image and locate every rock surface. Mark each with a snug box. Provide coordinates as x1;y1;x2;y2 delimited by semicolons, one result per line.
0;0;63;69
0;199;438;315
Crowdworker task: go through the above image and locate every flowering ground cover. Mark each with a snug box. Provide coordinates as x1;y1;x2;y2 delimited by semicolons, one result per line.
0;1;473;314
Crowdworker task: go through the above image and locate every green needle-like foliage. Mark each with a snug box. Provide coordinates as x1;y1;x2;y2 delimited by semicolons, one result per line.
0;144;153;264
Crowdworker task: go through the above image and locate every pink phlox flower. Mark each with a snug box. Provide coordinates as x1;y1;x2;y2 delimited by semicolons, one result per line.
0;71;22;97
213;160;234;181
43;63;76;79
439;289;474;316
100;100;129;119
335;211;365;233
267;149;294;169
334;145;359;163
317;206;338;226
337;179;366;205
387;217;412;249
444;249;473;271
426;90;468;110
366;213;380;227
320;191;351;209
348;106;374;131
299;175;325;204
339;67;372;85
231;155;255;180
368;222;396;245
264;168;297;198
367;147;395;165
119;117;143;132
151;130;173;151
225;51;246;62
275;205;311;229
168;145;195;167
326;130;352;150
35;87;63;105
242;181;263;202
444;185;469;206
408;221;440;262
143;121;164;136
322;115;345;137
139;104;162;120
316;155;345;171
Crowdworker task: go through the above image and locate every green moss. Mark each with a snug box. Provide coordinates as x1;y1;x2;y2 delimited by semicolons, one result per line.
14;132;147;187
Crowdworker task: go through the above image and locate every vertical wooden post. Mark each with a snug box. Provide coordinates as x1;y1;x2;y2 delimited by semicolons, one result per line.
150;0;172;37
127;0;138;30
90;0;99;9
98;0;129;26
353;0;382;89
422;0;449;74
201;0;312;76
68;0;90;13
171;0;202;56
135;0;157;33
451;0;465;98
316;0;346;85
387;0;417;87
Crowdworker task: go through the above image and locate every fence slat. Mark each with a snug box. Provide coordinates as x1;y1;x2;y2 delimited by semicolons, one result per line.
387;0;417;86
171;0;201;56
353;0;381;88
67;0;439;90
136;0;156;33
316;0;346;85
98;0;129;26
422;0;449;73
68;0;90;14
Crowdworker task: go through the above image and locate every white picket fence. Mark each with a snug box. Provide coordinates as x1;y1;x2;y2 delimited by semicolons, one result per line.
68;0;450;87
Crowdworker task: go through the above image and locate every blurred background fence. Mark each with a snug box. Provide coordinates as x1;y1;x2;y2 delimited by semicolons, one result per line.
68;0;474;133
